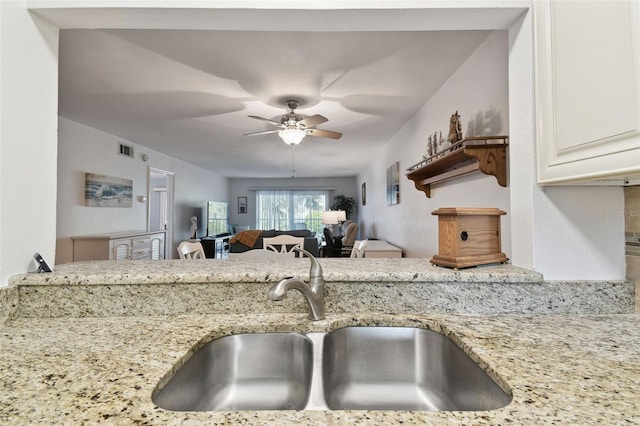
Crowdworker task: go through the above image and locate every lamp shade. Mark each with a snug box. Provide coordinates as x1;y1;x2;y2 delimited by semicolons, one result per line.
278;128;306;145
336;210;346;222
322;210;339;225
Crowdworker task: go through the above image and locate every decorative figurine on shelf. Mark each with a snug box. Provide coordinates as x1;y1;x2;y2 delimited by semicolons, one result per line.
431;132;438;156
448;111;463;149
426;135;434;159
190;216;198;239
440;130;450;152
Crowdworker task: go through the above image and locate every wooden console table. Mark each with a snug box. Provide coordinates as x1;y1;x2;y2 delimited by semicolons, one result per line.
72;230;166;261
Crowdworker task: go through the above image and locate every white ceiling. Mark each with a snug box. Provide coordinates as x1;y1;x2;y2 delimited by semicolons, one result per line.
49;4;524;178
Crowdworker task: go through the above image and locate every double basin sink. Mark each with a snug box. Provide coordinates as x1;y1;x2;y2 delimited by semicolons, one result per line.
153;326;511;412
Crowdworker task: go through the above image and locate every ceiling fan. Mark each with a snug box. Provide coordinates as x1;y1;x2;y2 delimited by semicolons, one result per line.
244;99;343;145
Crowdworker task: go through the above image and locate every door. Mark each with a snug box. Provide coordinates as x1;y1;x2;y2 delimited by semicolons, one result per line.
148;167;175;258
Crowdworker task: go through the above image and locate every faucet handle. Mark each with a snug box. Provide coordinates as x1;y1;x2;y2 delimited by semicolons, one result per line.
294;247;323;279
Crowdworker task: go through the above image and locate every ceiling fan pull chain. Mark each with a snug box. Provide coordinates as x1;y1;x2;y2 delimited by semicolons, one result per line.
291;145;296;178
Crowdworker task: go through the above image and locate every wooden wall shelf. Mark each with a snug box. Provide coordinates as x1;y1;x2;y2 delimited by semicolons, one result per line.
406;136;508;198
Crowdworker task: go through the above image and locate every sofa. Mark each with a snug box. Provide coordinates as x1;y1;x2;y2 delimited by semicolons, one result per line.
229;229;319;257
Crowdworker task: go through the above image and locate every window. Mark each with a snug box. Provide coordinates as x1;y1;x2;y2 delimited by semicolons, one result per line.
256;190;329;236
207;201;229;236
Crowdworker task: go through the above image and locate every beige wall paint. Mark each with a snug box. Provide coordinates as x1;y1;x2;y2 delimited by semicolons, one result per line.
56;118;228;263
358;31;511;259
0;2;59;285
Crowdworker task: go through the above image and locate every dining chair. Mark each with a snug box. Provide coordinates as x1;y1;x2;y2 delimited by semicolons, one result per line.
228;249;296;259
349;240;368;258
341;222;359;256
323;227;340;257
177;241;206;259
262;235;305;255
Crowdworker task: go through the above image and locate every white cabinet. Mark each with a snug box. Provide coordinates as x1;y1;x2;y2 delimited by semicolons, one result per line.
72;231;166;261
534;0;640;185
150;235;165;260
110;239;132;260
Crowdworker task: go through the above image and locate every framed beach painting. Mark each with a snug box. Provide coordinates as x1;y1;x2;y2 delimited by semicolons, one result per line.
85;173;133;207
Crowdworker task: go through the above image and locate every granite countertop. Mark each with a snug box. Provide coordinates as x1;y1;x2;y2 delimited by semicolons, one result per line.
1;312;639;424
2;260;637;424
7;260;633;319
10;259;544;285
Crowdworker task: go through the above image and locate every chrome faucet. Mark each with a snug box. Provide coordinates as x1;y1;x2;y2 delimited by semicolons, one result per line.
268;248;325;320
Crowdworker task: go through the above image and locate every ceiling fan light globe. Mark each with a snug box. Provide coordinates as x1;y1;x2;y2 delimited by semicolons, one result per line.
279;128;306;145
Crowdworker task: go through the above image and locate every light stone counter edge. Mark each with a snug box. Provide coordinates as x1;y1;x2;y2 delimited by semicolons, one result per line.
9;259;543;285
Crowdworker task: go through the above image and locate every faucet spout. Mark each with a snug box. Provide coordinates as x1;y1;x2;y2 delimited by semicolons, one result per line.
267;249;325;321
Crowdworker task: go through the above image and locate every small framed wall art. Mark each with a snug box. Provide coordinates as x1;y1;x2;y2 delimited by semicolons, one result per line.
238;196;248;214
386;162;400;206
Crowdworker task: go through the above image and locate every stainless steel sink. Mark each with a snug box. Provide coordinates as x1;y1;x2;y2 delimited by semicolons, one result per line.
322;327;512;411
153;333;313;411
153;326;511;412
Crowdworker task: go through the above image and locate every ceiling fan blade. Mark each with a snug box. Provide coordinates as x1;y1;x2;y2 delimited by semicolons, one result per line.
248;115;282;126
298;114;328;128
306;128;343;140
244;129;279;136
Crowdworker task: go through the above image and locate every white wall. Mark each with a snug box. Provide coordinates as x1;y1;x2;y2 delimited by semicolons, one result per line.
506;9;625;280
228;177;358;229
358;31;511;258
530;186;625;280
56;118;228;263
0;2;59;285
507;10;536;271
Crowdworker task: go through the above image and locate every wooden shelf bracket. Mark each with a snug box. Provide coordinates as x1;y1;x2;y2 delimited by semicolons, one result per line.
406;136;508;198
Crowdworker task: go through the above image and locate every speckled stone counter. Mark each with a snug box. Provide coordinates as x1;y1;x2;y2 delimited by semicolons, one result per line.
1;259;639;424
5;259;635;318
11;258;542;285
1;313;639;425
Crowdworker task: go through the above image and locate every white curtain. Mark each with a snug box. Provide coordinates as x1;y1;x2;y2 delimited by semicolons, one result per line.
256;190;329;235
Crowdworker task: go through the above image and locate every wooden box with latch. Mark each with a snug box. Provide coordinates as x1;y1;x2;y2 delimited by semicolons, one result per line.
431;207;509;269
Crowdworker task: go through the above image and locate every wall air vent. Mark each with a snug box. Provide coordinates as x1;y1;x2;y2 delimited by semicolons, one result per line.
118;142;134;158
